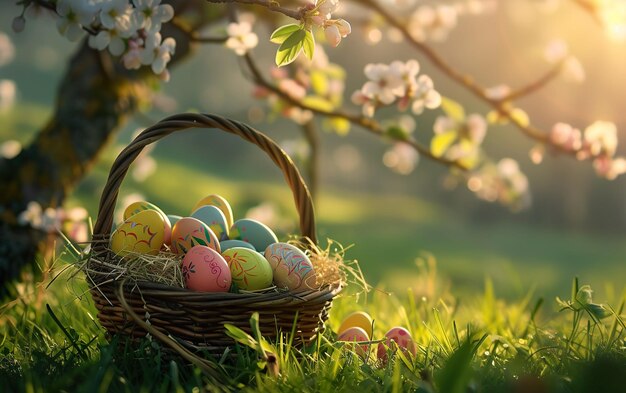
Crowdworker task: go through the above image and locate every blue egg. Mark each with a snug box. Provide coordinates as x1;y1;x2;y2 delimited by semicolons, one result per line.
167;215;182;226
191;205;229;240
220;239;256;252
230;219;278;252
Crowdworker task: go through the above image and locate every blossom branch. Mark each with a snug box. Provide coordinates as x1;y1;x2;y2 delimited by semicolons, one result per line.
500;61;564;103
357;0;558;146
204;0;306;20
242;53;468;170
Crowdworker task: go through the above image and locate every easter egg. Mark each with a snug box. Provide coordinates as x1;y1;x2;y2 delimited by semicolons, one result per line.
220;240;256;252
230;219;278;252
170;217;220;255
191;205;229;240
264;243;316;291
338;311;374;339
192;194;234;228
222;247;273;291
182;245;231;292
337;326;370;357
123;201;172;245
377;327;417;363
110;210;165;257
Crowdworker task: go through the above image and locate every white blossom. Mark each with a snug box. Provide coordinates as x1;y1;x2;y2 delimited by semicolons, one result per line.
585;121;618;157
0;33;15;66
383;143;419;175
411;75;441;114
140;32;176;74
0;79;16;112
100;0;133;30
132;0;174;33
56;0;96;41
0;139;22;159
225;21;259;56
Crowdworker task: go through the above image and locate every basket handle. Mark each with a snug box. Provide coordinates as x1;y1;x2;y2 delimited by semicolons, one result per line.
92;113;316;245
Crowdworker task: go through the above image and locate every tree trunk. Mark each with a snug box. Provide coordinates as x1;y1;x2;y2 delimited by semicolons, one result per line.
0;16;195;294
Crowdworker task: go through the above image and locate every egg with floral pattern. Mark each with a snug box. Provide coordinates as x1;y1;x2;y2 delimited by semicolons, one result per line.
222;247;273;291
170;217;220;255
264;243;316;291
182;245;231;292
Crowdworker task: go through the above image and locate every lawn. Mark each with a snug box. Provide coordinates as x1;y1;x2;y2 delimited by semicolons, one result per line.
1;108;625;392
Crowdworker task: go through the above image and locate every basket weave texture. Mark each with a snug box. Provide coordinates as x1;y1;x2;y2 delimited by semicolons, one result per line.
88;113;341;355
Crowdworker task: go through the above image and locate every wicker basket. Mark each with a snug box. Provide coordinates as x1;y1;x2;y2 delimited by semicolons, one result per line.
88;113;342;362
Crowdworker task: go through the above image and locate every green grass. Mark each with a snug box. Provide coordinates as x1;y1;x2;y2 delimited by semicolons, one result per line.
0;254;624;392
3;108;626;391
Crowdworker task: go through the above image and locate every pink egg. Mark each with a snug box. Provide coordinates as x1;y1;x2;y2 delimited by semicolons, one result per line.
337;326;370;357
377;327;417;363
171;217;220;255
182;245;231;292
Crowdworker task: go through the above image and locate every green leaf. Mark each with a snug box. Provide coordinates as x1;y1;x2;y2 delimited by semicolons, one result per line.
441;97;465;122
328;117;350;136
435;340;475;393
270;24;302;44
386;126;410;141
303;29;315;60
302;96;334;112
275;29;306;67
310;70;328;96
510;108;530;127
224;324;257;348
431;131;457;157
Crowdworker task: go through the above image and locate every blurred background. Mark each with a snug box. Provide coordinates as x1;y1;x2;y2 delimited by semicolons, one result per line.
1;0;625;301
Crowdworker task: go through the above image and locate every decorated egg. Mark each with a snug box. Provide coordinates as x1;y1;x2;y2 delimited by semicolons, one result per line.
377;327;417;363
123;201;172;245
191;205;229;240
170;217;220;255
110;210;165;256
338;311;374;339
264;243;316;291
182;245;231;292
230;219;278;252
220;240;256;252
222;247;273;291
337;326;370;357
192;194;234;228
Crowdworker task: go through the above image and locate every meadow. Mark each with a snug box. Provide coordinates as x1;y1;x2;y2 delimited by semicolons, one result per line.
1;116;625;391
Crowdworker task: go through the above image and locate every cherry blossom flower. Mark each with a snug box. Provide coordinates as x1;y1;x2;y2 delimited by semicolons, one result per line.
100;0;133;30
409;5;459;42
140;32;176;74
225;21;259;56
131;0;174;33
362;63;405;105
584;121;618;157
0;79;16;112
484;84;511;100
550;122;582;151
0;33;15;66
383;143;419;175
56;0;96;41
411;75;442;115
0;139;22;159
309;0;351;47
88;18;135;56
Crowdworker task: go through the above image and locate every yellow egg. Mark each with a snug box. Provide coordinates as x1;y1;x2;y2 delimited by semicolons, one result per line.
191;194;234;228
110;210;165;257
338;311;374;339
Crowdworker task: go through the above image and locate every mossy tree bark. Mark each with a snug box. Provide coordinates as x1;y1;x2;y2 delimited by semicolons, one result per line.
0;12;196;294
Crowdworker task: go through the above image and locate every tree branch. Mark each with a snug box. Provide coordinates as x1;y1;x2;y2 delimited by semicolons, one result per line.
501;61;564;103
242;53;468;170
357;0;589;151
205;0;306;20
